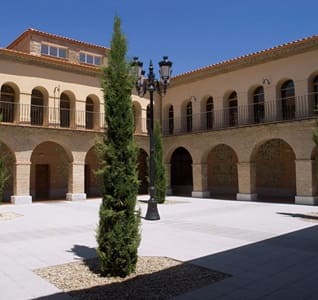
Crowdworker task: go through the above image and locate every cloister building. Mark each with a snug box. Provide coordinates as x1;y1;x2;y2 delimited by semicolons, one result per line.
1;29;318;205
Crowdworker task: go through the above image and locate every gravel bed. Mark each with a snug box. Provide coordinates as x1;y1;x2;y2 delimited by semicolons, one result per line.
35;256;230;299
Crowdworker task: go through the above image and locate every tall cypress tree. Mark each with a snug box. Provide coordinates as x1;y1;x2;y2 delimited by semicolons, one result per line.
154;121;167;203
97;16;140;278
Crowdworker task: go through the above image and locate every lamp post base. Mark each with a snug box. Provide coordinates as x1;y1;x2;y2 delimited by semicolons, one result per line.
145;199;160;220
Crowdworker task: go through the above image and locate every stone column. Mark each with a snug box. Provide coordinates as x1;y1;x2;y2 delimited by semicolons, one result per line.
66;162;86;201
236;162;257;201
263;85;278;122
75;100;86;129
11;162;32;204
295;81;309;118
213;96;224;129
295;159;318;205
48;95;60;127
18;93;31;124
237;92;249;125
192;163;210;198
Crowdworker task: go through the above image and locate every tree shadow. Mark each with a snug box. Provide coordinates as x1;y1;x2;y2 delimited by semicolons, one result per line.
36;226;318;299
277;212;318;221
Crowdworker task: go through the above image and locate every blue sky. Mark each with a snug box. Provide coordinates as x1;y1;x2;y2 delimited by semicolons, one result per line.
1;0;318;76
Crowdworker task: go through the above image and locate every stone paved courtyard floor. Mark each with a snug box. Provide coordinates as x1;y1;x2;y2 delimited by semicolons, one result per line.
1;196;318;299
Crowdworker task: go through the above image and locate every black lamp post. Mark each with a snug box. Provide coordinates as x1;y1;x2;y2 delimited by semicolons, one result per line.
132;56;172;220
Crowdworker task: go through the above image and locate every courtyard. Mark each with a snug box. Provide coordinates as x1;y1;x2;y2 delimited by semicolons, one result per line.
1;197;318;299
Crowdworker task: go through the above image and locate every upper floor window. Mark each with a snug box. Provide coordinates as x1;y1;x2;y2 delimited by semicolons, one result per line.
168;105;174;134
228;91;238;127
253;86;264;123
79;52;102;65
281;80;295;120
186;101;192;132
41;43;67;59
206;96;214;130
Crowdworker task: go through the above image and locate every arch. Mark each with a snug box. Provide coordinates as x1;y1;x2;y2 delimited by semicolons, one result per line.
60;91;75;128
170;147;193;196
207;144;238;199
168;105;174;134
85;96;94;129
280;80;295;120
310;74;318;113
252;139;296;202
137;148;148;194
31;88;45;126
0;141;15;202
205;96;214;130
85;146;101;198
252;86;265;123
227;91;238;127
30;141;71;200
0;83;18;123
186;101;192;132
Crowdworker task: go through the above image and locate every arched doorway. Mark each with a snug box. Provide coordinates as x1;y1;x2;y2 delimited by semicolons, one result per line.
31;89;44;125
31;142;71;200
207;144;238;199
170;147;193;196
85;97;94;129
254;139;296;202
0;142;15;202
137;148;148;194
0;84;16;123
85;147;101;198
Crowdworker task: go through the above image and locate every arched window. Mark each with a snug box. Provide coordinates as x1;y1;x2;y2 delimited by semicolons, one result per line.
228;92;238;127
86;97;94;129
186;101;192;132
0;85;15;123
281;80;295;120
313;75;318;112
60;93;70;128
206;96;214;129
253;86;264;123
168;105;174;134
31;89;44;125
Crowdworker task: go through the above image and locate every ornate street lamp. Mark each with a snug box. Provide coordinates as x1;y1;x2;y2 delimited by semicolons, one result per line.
132;56;172;220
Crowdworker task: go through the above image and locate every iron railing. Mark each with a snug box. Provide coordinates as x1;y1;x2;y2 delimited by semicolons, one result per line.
162;94;318;135
0;101;149;134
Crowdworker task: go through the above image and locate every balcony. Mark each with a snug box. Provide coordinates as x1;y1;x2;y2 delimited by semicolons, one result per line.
0;101;148;135
162;94;318;135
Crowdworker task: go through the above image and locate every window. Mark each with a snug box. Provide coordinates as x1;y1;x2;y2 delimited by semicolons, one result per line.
86;97;94;129
168;105;174;134
31;89;44;126
79;52;102;65
313;75;318;112
253;86;265;123
228;92;238;127
206;97;214;129
281;80;295;120
186;102;192;132
0;85;15;123
60;93;70;128
41;43;67;59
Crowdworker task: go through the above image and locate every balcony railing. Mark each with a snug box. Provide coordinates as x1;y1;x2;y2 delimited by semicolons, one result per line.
162;94;318;135
0;101;148;135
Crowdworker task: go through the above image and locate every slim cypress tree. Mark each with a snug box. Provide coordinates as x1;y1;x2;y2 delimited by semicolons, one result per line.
154;121;167;203
313;118;318;180
97;16;140;278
